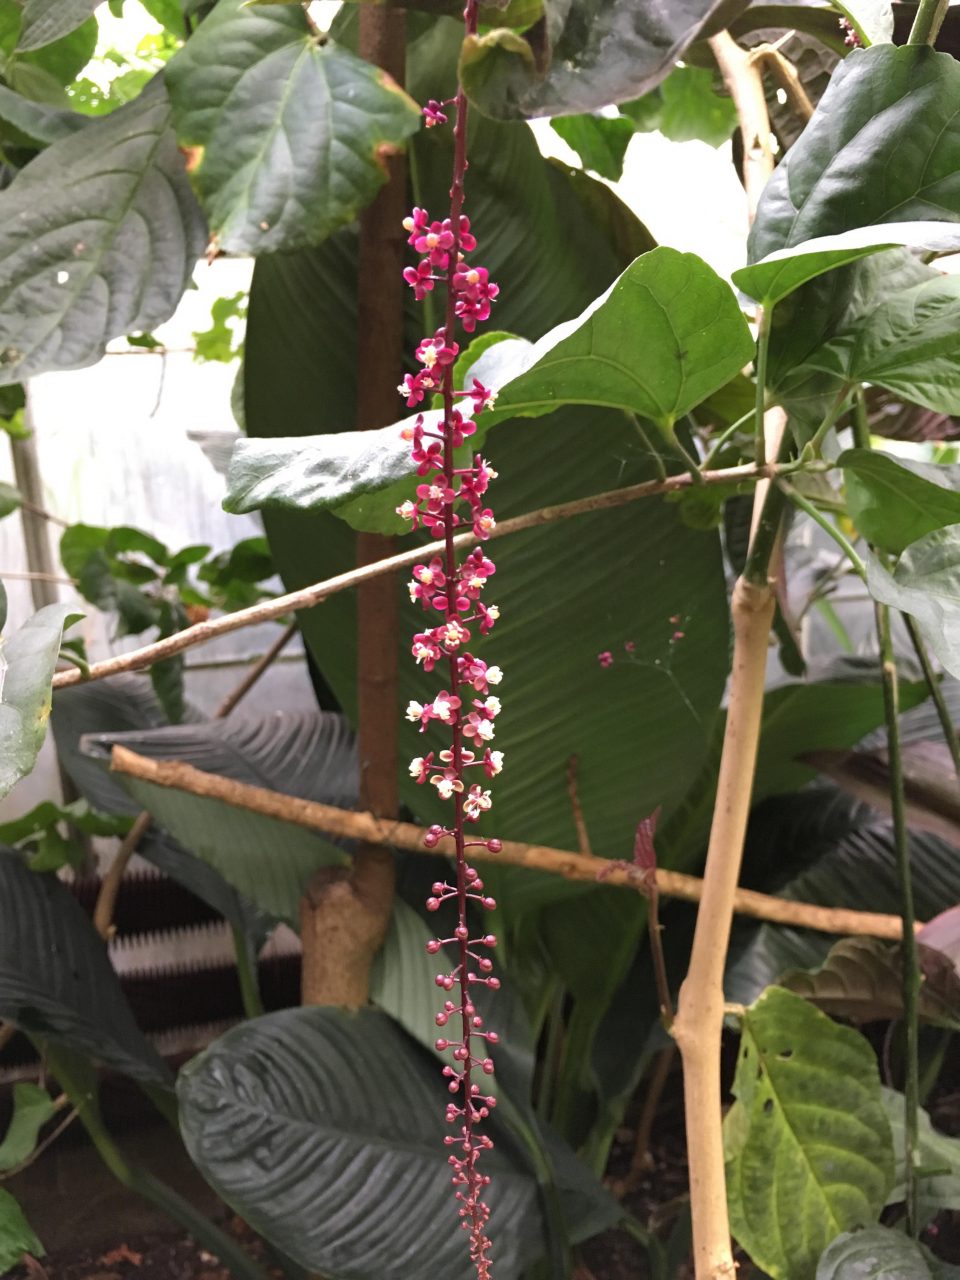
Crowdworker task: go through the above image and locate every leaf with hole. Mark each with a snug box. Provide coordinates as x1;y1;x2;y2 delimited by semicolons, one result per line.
0;79;206;384
165;0;421;254
724;986;894;1280
0;849;169;1083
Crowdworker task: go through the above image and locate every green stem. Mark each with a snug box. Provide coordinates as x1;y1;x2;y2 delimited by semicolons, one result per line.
702;406;755;470
744;482;787;587
875;602;921;1238
908;0;950;44
753;305;772;468
671;421;703;481
627;413;668;481
903;614;960;778
232;924;265;1019
805;386;852;458
852;385;871;450
777;480;867;580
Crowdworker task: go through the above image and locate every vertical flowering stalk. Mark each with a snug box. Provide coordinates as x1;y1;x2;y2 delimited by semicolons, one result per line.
396;4;502;1273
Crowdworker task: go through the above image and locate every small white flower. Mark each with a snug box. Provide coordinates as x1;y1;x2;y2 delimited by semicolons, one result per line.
483;696;501;717
485;666;503;685
409;757;425;778
487;751;504;775
406;701;424;722
397;500;416;519
433;695;455;722
475;719;495;742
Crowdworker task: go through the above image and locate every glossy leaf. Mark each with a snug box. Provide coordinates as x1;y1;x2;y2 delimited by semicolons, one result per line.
550;113;634;181
228;246;753;529
866;528;960;681
734;222;960;308
882;1087;960;1227
0;1189;43;1271
165;0;421;255
179;1006;559;1278
0;80;206;384
17;0;100;51
83;710;357;925
841;449;960;554
816;1226;940;1279
0;849;169;1083
459;0;747;120
0;602;82;801
724;987;894;1280
0;1084;56;1172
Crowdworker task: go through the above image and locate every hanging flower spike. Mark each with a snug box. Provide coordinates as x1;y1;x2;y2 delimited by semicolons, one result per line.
401;3;500;1271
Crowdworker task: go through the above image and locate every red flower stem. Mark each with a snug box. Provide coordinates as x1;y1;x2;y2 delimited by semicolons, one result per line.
439;0;485;1248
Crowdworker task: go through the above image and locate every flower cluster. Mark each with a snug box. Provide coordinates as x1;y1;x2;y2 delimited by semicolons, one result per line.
398;6;501;1273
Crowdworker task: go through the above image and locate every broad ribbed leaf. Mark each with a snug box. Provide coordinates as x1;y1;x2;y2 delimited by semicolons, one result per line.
17;0;99;51
52;677;276;950
882;1087;960;1228
0;849;169;1083
227;246;753;530
725;987;893;1280
0;79;206;384
816;1227;940;1279
243;16;731;877
841;449;960;554
165;0;421;255
179;1006;552;1279
734;222;960;308
459;0;747;120
82;710;358;925
0;602;82;801
866;528;960;681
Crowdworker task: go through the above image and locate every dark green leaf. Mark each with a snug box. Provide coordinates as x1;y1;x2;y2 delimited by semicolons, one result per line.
0;384;25;420
0;1189;43;1270
83;710;357;925
17;0;100;51
165;0;421;254
139;0;187;37
179;1006;563;1278
459;0;749;120
0;83;88;142
0;798;130;845
0;79;206;384
866;528;960;681
841;448;960;554
550;113;634;182
0;1083;56;1172
735;222;960;308
0;602;82;800
227;247;753;528
0;849;170;1083
724;987;894;1280
0;482;21;519
815;1226;941;1279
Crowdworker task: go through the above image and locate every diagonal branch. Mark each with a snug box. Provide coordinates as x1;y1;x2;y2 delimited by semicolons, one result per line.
51;461;790;693
109;745;907;940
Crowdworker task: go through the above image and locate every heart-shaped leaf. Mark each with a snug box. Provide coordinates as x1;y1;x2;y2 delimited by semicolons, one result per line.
179;1006;558;1278
724;987;894;1280
0;849;170;1083
165;0;421;254
840;449;960;554
0;79;206;384
816;1226;941;1279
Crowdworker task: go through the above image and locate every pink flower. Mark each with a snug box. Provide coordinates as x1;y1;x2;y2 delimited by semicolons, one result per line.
464;784;493;822
423;99;448;127
475;602;499;635
598;651;613;667
409;753;435;784
473;508;496;540
482;749;504;778
402;259;436;300
412;633;443;670
398;370;437;408
416;331;458;370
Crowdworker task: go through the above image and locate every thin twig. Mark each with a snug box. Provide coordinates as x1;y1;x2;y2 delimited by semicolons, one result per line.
213;621;298;718
50;462;795;692
709;30;776;219
0;1104;79;1181
566;754;593;857
0;569;75;585
109;746;909;939
18;499;69;530
613;1045;677;1197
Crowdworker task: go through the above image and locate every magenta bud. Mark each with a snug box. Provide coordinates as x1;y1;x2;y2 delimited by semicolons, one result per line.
423;833;440;849
426;898;440;913
454;1046;468;1061
486;838;502;853
482;1058;494;1074
454;924;469;940
478;957;493;972
432;881;445;895
482;934;497;948
436;1012;448;1026
465;867;478;882
487;1031;499;1044
487;976;501;989
449;1081;460;1093
464;1003;475;1016
473;878;484;891
435;1038;449;1051
482;896;496;909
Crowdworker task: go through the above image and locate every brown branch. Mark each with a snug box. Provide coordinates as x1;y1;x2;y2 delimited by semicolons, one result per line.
213;621;298;719
749;45;814;123
566;754;593;857
709;30;776;221
51;461;783;693
108;746;907;941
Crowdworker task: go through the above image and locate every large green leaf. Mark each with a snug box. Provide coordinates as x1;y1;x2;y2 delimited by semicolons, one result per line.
17;0;99;51
734;222;960;309
52;676;277;950
865;528;960;681
0;849;170;1083
724;987;894;1280
459;0;747;120
840;449;960;554
179;1006;572;1278
82;709;357;926
227;245;753;530
165;0;421;255
0;79;206;384
243;15;731;875
0;601;82;800
0;1189;43;1271
815;1227;941;1279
